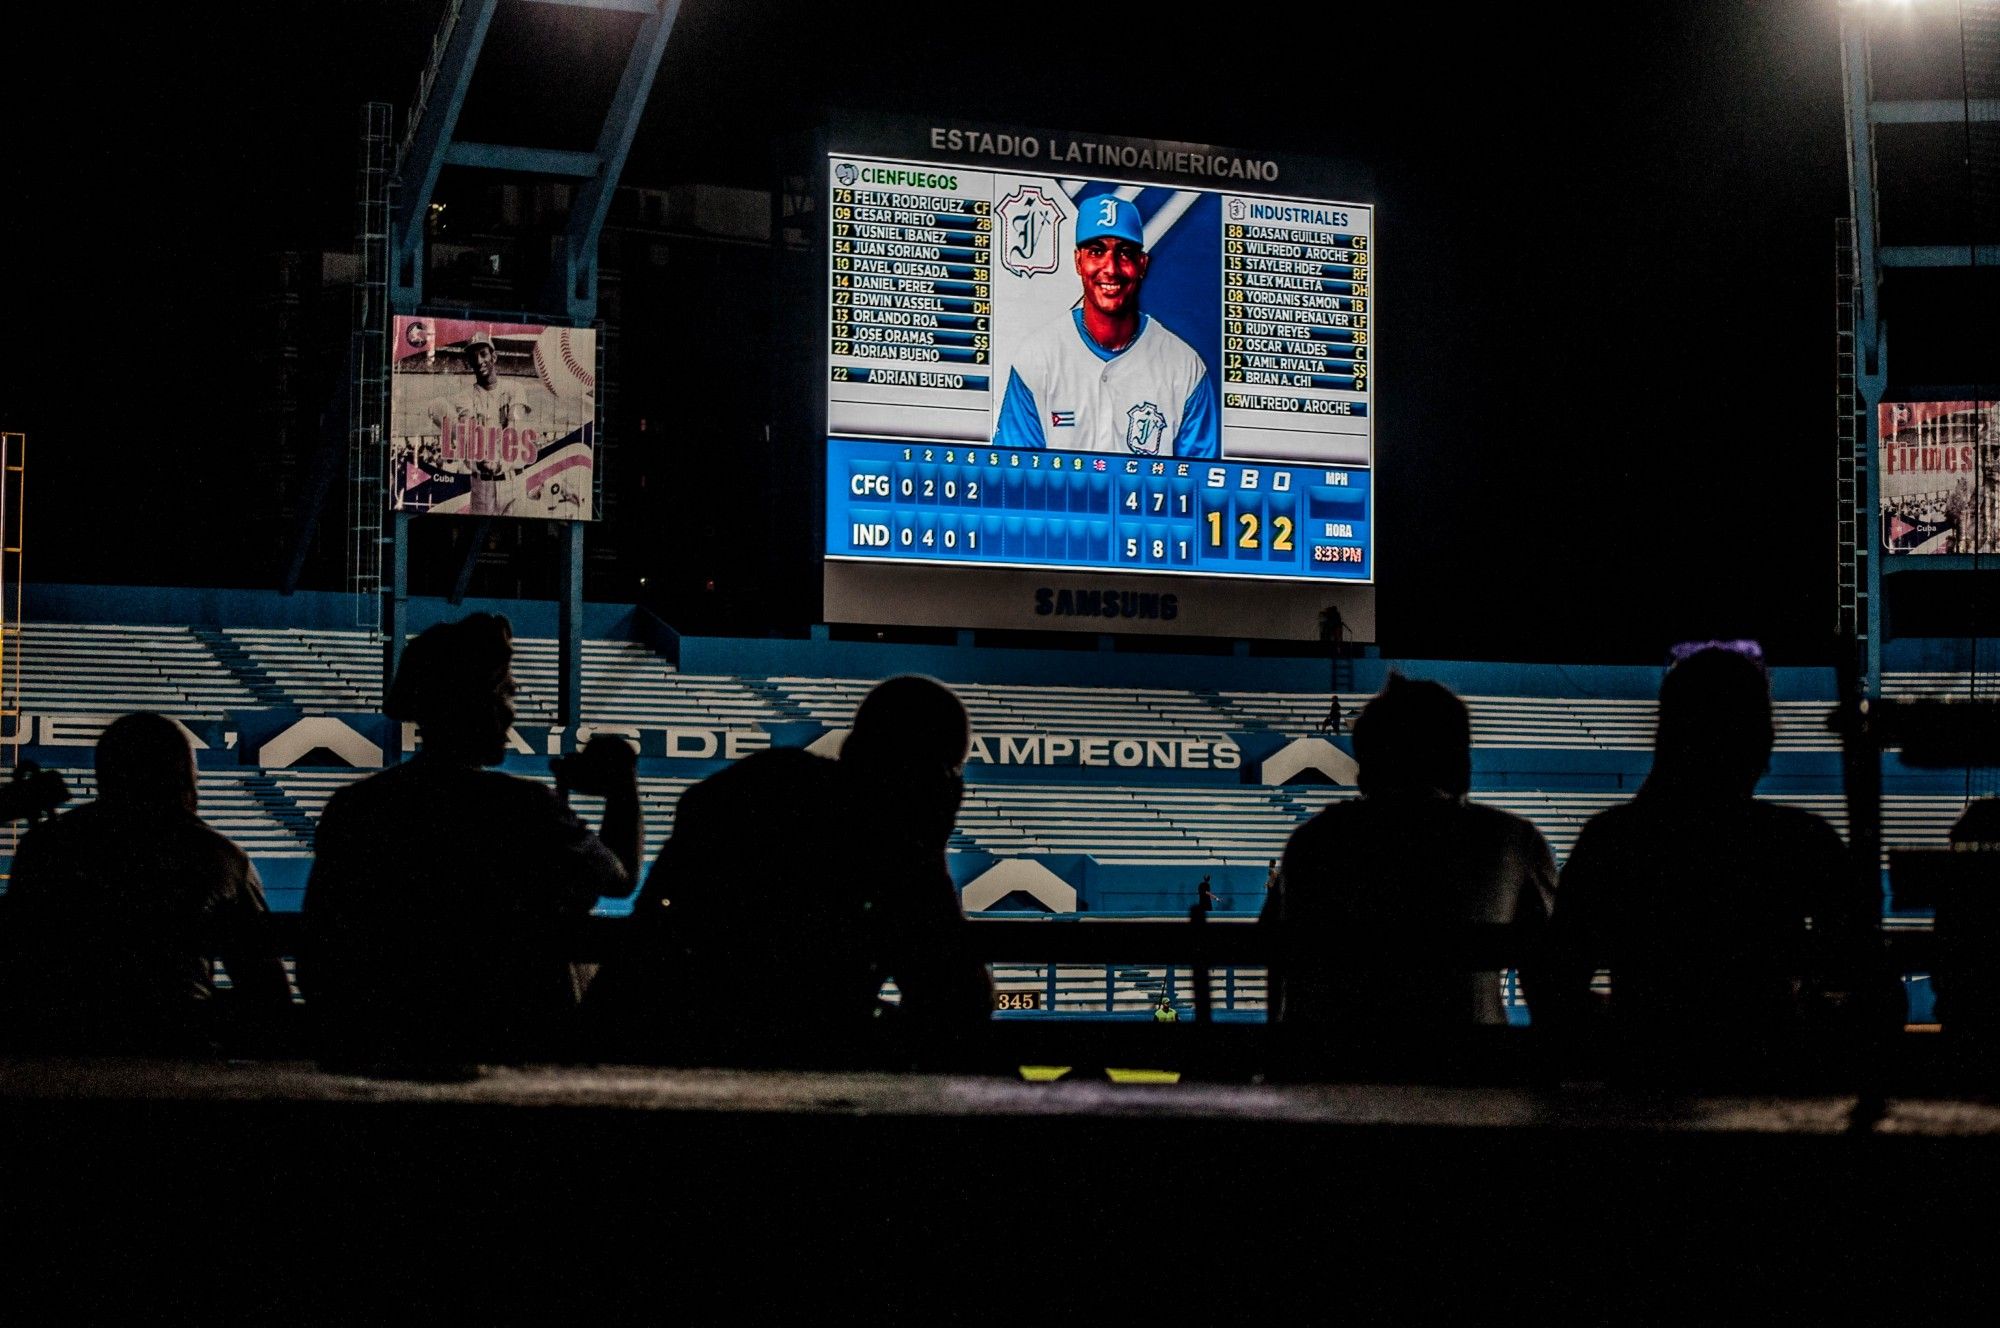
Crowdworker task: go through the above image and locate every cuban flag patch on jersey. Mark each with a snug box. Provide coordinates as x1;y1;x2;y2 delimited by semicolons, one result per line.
1050;410;1076;428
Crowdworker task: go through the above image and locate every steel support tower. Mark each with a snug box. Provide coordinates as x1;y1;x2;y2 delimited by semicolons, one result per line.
1839;1;2000;693
370;0;682;731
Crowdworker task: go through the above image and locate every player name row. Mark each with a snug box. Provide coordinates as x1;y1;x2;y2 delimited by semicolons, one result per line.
831;313;1366;355
1225;272;1367;296
831;241;987;261
839;511;1367;570
836;276;1369;317
829;262;1368;297
1225;255;1365;279
832;191;988;214
831;205;988;227
1230;240;1366;261
833;216;987;240
1227;227;1368;248
834;258;988;281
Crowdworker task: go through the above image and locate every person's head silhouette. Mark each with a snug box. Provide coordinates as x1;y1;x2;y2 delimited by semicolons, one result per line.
841;675;970;848
1649;642;1773;796
1350;673;1472;798
95;712;198;812
385;613;517;765
842;674;970;775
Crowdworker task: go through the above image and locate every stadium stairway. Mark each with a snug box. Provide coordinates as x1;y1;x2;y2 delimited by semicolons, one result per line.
187;627;292;708
738;676;822;724
220;627;385;713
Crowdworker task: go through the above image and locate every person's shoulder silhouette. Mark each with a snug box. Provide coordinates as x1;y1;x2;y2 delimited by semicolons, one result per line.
1262;673;1557;1062
299;613;636;1072
1544;642;1901;1084
0;712;290;1055
588;674;991;1068
582;744;842;1064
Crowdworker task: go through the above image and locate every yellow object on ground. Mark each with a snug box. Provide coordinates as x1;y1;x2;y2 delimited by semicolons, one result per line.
1017;1066;1182;1085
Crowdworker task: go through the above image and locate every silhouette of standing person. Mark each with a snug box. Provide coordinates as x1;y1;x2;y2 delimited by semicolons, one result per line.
299;613;639;1073
0;712;291;1054
586;674;993;1069
1541;643;1903;1086
1260;674;1557;1076
1319;605;1347;733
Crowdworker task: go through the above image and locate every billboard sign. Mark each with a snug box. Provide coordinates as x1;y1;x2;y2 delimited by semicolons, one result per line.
389;317;597;520
1879;401;1998;555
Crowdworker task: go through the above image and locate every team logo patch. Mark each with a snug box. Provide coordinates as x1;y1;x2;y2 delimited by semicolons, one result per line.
834;162;858;186
1050;410;1076;428
996;184;1066;279
1125;402;1168;456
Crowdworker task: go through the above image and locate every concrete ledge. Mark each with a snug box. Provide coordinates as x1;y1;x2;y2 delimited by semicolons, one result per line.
4;1055;2000;1136
3;1057;1999;1317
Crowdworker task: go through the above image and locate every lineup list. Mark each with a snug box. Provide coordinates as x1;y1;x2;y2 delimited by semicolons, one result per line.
1220;207;1370;422
827;439;1371;581
829;171;993;395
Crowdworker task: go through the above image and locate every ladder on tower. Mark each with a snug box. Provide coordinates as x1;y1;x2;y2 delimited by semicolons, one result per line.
348;102;393;627
0;431;25;865
1834;217;1867;655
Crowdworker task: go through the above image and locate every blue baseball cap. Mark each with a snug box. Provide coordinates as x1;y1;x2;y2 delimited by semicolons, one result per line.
1076;196;1145;247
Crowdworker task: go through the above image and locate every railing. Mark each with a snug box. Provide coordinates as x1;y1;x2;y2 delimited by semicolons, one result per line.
0;911;1961;1086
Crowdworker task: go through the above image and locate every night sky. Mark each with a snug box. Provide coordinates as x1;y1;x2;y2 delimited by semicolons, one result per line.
5;0;1969;664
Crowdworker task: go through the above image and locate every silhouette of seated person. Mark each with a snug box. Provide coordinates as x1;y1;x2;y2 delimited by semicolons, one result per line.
299;613;639;1072
1541;643;1903;1087
1935;799;2000;1057
1260;674;1558;1078
586;674;994;1069
0;712;291;1055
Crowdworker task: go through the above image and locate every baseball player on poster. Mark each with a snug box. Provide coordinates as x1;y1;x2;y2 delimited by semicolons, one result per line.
428;329;539;516
993;195;1219;458
390;318;597;518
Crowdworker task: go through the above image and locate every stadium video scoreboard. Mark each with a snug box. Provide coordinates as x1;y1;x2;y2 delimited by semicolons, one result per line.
833;445;1368;574
813;118;1377;638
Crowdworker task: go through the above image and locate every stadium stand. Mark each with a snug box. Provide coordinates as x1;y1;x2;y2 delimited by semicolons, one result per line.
1213;689;1840;750
953;783;1308;864
1881;671;2000;701
7;587;1989;1025
215;627;386;713
15;623;263;719
25;768;315;861
265;768;695;891
220;626;788;731
769;676;1236;740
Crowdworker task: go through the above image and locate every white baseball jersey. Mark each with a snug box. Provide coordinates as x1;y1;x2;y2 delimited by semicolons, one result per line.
429;379;539;478
993;310;1219;458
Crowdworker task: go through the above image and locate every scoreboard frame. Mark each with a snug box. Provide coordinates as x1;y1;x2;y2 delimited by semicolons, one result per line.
804;113;1378;642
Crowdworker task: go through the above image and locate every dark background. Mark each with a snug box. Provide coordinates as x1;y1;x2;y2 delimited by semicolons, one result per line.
3;0;1983;664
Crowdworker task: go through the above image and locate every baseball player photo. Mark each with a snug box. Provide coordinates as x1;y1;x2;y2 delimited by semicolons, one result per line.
992;192;1219;459
389;318;597;519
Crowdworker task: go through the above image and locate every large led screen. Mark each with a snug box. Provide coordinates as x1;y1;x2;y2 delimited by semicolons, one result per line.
823;154;1373;584
390;316;597;520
